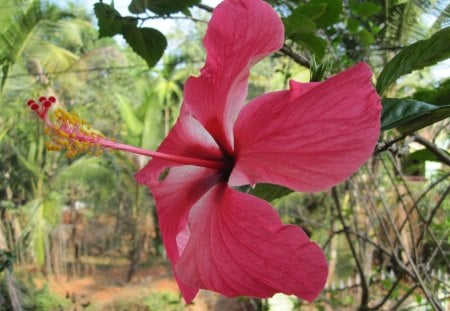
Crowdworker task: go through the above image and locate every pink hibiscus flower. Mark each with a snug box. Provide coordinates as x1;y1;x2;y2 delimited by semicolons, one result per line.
28;0;381;303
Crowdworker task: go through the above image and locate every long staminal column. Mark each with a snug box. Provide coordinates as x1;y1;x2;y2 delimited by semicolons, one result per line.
27;96;225;170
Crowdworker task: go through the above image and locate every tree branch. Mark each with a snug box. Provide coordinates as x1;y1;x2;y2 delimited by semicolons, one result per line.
332;187;370;310
412;134;450;166
279;44;311;68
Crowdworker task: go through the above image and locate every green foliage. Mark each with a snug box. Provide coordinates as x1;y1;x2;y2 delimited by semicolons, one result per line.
0;250;15;273
381;98;450;134
0;276;69;311
122;26;167;69
413;78;450;106
143;291;184;311
94;3;167;68
129;0;200;15
309;0;343;28
377;27;450;94
27;285;69;311
248;184;294;202
0;0;42;90
282;0;342;59
349;1;382;17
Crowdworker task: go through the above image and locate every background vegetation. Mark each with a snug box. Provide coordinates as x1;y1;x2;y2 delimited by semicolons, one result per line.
0;0;449;310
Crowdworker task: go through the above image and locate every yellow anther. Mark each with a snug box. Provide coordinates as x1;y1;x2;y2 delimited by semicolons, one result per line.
43;108;106;158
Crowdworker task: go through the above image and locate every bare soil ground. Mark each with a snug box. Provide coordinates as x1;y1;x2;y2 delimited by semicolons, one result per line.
38;264;259;310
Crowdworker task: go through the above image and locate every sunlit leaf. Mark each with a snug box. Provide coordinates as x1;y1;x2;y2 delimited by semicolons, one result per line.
377;27;450;94
115;95;144;136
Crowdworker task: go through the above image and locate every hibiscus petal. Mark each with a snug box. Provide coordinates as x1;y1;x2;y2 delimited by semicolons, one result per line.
230;62;381;192
135;112;222;186
142;165;222;300
183;0;284;153
176;184;328;302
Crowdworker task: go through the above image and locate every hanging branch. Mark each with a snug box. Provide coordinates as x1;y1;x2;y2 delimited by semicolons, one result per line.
331;187;370;311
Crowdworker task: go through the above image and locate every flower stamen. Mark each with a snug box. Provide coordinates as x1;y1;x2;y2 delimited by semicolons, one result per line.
27;96;226;169
27;96;105;158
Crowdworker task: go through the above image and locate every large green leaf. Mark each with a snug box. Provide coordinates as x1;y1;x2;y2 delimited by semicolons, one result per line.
290;33;327;60
283;12;317;36
377;27;450;94
94;3;133;37
129;0;200;15
381;98;450;133
309;0;343;28
94;3;167;68
349;1;382;17
122;26;167;68
248;184;294;202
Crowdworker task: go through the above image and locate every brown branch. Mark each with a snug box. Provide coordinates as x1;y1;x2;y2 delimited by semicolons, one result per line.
331;187;370;310
279;44;311;68
412;134;450;166
368;272;404;310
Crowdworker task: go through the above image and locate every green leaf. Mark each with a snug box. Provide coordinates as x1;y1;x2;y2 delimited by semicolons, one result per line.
377;27;450;94
413;79;450;106
122;26;167;68
115;95;144;135
350;1;382;17
408;149;444;162
248;184;294;202
94;3;166;68
295;3;328;20
347;18;359;33
132;0;200;15
308;0;343;28
283;11;317;36
128;0;147;14
381;98;450;133
94;3;128;37
358;28;375;46
290;33;327;60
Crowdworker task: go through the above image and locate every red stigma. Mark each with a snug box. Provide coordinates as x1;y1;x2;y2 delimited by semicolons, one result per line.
27;99;36;106
49;96;56;103
31;103;39;110
38;96;46;102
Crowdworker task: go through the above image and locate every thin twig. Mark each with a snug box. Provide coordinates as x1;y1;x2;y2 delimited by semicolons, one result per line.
332;187;370;310
412;134;450;166
368;160;444;311
392;284;419;310
375;134;408;154
279;44;311;68
368;272;404;310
